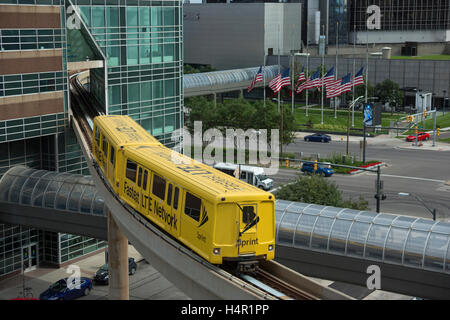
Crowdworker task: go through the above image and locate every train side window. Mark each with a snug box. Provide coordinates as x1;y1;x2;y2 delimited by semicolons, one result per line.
184;192;201;222
125;160;137;182
152;174;166;200
94;127;100;146
173;187;179;210
142;170;148;191
137;167;143;187
167;184;173;206
109;146;115;165
102;136;108;155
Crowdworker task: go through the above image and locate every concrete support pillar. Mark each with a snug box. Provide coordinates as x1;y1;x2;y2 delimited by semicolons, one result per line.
108;211;129;300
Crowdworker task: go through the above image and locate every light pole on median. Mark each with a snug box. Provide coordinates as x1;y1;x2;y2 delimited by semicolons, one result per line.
347;96;364;156
398;192;437;221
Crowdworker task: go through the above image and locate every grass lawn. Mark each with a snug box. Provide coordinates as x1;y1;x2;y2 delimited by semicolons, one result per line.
403;112;450;134
439;137;450;144
294;107;403;132
391;55;450;61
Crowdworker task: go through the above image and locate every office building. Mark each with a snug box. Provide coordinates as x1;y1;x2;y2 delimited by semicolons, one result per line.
0;0;183;279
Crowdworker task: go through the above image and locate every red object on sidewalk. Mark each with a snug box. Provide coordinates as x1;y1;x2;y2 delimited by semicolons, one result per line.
346;161;382;174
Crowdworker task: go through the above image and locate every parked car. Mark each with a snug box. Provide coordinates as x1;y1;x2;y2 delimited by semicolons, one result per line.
406;132;430;142
301;161;334;177
39;277;92;300
304;133;331;143
93;257;137;285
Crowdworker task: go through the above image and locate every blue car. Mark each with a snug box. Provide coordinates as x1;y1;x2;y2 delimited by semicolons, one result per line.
39;277;92;300
304;133;331;143
301;162;334;177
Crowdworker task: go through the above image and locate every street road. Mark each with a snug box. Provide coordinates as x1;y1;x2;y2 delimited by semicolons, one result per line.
273;137;450;221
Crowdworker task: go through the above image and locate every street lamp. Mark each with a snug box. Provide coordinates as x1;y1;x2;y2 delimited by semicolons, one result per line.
398;192;437;220
272;98;284;158
347;96;364;155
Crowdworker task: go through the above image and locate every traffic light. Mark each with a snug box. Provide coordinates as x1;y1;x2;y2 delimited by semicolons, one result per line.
285;159;289;168
415;126;418;134
314;160;318;171
437;127;441;136
424;109;427;118
406;115;411;123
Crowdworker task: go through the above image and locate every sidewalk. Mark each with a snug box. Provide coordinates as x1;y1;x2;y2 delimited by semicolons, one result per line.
0;245;144;300
294;132;450;151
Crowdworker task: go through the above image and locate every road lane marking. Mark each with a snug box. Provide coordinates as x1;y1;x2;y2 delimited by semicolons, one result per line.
366;173;446;183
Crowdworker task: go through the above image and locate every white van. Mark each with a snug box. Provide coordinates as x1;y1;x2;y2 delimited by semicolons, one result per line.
213;162;274;191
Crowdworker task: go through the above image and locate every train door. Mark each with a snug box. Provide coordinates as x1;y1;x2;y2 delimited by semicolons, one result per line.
237;203;258;255
107;145;116;187
123;159;140;210
100;134;108;171
136;166;151;214
166;182;181;237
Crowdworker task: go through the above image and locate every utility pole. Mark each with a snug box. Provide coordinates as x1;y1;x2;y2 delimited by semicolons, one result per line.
432;108;437;147
363;124;366;164
281;102;284;158
376;165;381;213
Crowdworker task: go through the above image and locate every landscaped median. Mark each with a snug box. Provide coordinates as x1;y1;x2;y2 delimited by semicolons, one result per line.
346;161;386;175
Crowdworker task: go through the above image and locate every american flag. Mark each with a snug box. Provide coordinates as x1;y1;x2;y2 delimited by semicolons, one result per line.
248;66;263;92
326;73;352;99
269;68;290;93
351;67;364;88
317;66;335;92
297;69;320;93
322;67;335;87
296;67;306;87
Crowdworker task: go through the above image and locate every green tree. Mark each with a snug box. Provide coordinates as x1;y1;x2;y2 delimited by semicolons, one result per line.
374;79;403;107
184;97;296;146
275;174;369;210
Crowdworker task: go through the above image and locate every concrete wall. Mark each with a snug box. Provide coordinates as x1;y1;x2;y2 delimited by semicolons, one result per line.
183;3;302;70
353;30;450;44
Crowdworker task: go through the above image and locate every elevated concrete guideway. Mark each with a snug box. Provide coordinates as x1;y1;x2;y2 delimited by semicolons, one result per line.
1;167;449;299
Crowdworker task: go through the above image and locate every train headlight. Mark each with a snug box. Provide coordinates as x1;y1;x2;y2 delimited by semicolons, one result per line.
268;244;274;251
213;248;221;255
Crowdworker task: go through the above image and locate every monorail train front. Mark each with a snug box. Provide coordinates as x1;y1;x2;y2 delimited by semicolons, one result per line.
214;194;275;273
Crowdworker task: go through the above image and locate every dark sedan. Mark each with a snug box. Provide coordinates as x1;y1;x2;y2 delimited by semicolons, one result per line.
94;257;137;285
39;277;92;300
304;133;331;143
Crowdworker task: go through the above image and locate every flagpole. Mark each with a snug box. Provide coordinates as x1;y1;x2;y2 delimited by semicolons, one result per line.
278;23;281;113
291;24;294;114
291;53;294;114
306;20;309;117
365;9;369;104
264;24;266;109
321;25;324;125
334;21;338;119
352;21;356;127
263;54;266;109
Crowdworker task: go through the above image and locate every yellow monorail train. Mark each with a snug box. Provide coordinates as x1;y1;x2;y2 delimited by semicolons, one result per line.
92;115;275;271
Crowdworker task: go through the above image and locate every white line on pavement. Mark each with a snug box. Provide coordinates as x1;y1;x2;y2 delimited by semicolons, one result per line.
366;173;446;183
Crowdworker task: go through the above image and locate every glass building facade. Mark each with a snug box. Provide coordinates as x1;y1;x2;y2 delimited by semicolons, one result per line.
327;0;349;44
0;0;183;279
72;0;183;147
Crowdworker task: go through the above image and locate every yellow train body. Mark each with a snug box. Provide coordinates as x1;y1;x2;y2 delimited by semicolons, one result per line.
92;115;275;266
